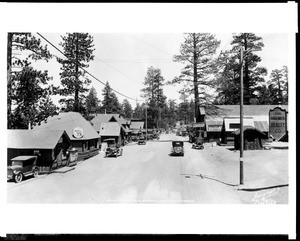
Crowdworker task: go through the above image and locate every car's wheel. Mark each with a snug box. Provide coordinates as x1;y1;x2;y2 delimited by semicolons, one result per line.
33;168;39;178
14;173;23;183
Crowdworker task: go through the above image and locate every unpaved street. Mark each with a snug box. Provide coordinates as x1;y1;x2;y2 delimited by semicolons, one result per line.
7;134;288;204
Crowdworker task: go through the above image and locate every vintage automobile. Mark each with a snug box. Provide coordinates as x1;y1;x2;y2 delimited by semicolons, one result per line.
138;135;146;145
192;138;204;150
153;133;160;140
7;156;39;183
104;138;123;157
170;141;184;156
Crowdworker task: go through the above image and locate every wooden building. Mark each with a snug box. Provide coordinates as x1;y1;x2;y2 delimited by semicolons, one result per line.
99;122;125;145
7;129;71;172
204;105;288;144
233;126;268;150
91;113;129;144
33;112;100;161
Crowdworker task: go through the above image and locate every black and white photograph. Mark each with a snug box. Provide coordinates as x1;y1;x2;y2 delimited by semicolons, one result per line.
0;2;297;238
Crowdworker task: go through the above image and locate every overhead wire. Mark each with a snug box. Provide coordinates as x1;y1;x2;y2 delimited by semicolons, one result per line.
36;32;144;102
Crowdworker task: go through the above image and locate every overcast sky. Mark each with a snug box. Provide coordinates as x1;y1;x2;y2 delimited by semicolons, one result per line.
29;32;289;109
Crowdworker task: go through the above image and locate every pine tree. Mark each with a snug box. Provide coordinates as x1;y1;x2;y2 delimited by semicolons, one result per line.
141;66;167;128
11;67;58;129
7;33;56;129
122;99;133;118
230;33;267;104
171;33;220;122
101;82;122;114
268;66;288;105
133;103;145;119
85;86;101;120
57;33;95;112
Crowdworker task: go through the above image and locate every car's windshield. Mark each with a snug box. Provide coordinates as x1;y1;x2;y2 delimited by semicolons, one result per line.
173;142;183;147
11;161;23;167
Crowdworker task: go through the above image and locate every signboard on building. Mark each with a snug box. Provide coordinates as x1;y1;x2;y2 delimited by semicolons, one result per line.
73;127;84;139
269;107;287;140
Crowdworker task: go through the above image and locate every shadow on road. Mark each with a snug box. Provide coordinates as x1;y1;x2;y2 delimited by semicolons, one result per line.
181;173;239;187
237;184;288;192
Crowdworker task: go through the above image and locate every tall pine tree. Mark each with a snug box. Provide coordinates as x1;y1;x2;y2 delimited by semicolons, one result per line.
101;82;122;114
57;33;95;112
231;33;267;104
122;99;133;118
171;33;220;122
141;66;167;128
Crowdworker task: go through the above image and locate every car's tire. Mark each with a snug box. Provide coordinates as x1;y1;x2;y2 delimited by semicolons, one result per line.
14;173;23;183
33;168;39;178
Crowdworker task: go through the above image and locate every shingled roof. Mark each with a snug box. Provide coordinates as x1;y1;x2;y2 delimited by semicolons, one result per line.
33;112;99;140
91;114;127;132
99;122;121;137
130;121;144;130
209;105;288;118
7;129;70;149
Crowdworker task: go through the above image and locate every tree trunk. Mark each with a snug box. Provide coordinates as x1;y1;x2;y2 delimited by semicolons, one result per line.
7;33;13;129
74;34;79;112
193;33;200;123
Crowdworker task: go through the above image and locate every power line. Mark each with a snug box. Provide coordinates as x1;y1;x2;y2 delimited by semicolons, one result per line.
36;32;143;102
126;34;173;57
94;56;138;83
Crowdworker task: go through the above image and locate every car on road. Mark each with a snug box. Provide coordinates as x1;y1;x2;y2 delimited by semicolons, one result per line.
104;138;123;157
138;135;146;145
192;141;204;150
7;156;39;183
170;141;184;156
192;138;204;150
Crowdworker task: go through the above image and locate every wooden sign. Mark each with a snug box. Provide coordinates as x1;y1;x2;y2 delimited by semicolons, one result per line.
269;107;287;140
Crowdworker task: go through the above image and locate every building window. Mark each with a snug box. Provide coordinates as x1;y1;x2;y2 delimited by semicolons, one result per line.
229;123;240;129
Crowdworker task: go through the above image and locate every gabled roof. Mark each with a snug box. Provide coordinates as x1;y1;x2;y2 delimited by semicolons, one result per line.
33;112;99;140
130;121;144;130
7;129;70;149
99;122;121;137
91;114;127;132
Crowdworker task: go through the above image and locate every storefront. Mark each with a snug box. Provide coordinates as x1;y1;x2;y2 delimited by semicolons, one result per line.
33;112;100;161
7;129;71;173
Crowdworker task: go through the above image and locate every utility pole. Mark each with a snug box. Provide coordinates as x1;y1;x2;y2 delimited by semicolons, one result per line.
240;47;244;185
145;104;148;140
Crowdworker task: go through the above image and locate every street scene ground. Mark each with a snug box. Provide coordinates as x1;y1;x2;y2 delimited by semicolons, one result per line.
7;133;288;204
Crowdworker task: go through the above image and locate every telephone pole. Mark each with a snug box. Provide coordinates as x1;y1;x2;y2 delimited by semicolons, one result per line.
240;47;244;185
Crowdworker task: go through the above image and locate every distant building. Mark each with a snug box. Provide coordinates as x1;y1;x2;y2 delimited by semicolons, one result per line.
204;105;288;143
33;112;100;161
91;113;129;144
99;122;125;145
7;129;71;172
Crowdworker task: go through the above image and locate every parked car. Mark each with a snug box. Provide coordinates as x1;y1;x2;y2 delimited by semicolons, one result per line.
138;135;146;145
7;156;39;183
170;141;184;156
104;138;123;157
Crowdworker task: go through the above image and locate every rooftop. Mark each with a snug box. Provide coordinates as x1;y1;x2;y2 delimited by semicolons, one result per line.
33;112;99;140
8;129;70;149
